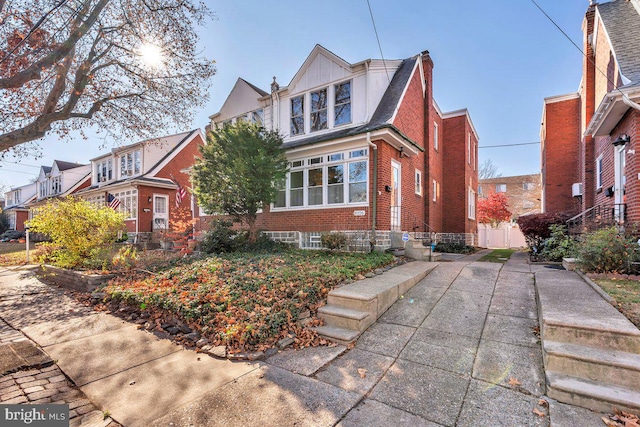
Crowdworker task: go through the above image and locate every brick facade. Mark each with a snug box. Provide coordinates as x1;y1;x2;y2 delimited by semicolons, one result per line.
542;1;640;228
479;174;542;219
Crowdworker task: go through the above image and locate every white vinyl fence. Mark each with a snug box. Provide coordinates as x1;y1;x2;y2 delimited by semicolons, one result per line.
477;223;526;249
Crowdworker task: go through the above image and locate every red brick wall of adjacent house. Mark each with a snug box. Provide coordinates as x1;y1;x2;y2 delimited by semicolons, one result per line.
579;5;596;212
442;114;477;234
154;133;204;223
593;110;640;224
421;53;444;233
542;97;581;215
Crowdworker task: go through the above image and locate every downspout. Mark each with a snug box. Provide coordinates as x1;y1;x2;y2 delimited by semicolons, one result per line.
367;132;377;250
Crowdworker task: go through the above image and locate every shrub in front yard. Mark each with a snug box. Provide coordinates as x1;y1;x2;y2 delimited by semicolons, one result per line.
434;242;476;254
27;197;126;269
539;224;576;262
321;232;347;250
104;250;395;352
576;226;639;273
518;212;572;260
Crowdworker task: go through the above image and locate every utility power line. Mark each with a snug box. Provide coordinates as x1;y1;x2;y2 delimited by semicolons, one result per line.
479;142;540;149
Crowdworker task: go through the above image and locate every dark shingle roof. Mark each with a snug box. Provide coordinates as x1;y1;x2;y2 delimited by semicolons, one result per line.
54;160;86;171
41;166;52;174
281;57;422;152
598;0;640;85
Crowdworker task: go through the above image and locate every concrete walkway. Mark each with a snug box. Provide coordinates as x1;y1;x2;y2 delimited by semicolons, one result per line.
0;254;617;426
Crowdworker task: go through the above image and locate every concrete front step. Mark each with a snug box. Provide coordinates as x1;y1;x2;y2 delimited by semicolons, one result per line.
404;240;442;262
546;371;640;414
542;322;640;354
313;326;360;346
544;341;640;391
316;261;436;344
317;305;372;332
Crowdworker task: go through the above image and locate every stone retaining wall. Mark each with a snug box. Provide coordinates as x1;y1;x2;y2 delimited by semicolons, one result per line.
37;265;114;293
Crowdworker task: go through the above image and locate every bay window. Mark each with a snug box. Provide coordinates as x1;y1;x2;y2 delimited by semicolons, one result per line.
274;148;368;209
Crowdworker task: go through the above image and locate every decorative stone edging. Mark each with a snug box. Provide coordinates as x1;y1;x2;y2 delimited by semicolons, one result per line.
37;265;114;293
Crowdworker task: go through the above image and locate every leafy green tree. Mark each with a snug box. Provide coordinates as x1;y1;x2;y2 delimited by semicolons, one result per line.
192;122;288;243
27;196;125;268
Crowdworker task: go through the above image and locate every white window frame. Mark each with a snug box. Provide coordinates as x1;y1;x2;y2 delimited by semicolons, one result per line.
432;179;437;202
468;133;471;165
496;183;507;193
290;95;305;136
596;155;603;189
272;148;369;210
310;88;328;132
468;187;476;220
112;189;138;220
334;81;352;126
415;170;422;196
434;122;439;151
120;149;142;178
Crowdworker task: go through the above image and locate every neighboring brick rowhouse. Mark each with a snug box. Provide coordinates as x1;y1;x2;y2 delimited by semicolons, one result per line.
479;174;542;219
541;95;581;215
442;112;478;234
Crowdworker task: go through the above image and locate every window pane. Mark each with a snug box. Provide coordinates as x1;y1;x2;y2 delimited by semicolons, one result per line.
349;161;367;183
252;109;264;125
328;153;343;162
335;81;351;125
291;96;304;135
308;187;323;205
328;165;343;184
308;168;323;187
134;151;141;174
350;149;367;158
349;183;367;203
127;153;133;174
308;168;323;206
290;171;303;206
290;171;303;189
328;185;344;204
335;103;351;126
274;190;286;208
311;89;327;131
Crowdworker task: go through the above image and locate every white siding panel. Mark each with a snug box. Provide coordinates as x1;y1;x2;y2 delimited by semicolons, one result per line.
218;80;265;121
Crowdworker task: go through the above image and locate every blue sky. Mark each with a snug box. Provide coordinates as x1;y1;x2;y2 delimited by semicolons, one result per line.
0;0;589;190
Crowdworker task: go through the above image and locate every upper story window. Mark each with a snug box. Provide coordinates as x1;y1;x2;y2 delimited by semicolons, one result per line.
311;89;328;132
496;184;506;193
51;176;61;195
289;80;352;136
8;189;21;206
96;159;113;183
291;96;304;135
120;150;141;178
523;182;536;191
334;81;351;126
468;133;472;165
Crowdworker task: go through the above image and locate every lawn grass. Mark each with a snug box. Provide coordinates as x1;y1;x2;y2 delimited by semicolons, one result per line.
0;242;36;267
479;249;515;263
593;278;640;328
104;249;396;352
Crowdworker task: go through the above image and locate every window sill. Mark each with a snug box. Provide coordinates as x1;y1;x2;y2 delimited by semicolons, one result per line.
270;202;368;212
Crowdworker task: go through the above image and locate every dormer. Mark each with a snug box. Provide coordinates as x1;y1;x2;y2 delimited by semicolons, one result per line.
209;78;269;129
274;45;403;141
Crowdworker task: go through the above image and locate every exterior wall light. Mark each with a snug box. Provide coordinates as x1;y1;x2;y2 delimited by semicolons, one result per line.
612;133;630;146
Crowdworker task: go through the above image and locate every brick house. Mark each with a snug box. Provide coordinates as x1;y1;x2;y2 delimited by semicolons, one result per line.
76;130;205;243
3;183;36;232
204;45;478;249
478;174;542;220
541;0;640;229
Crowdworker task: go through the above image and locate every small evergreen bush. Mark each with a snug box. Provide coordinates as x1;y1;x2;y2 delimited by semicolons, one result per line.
539;224;576;262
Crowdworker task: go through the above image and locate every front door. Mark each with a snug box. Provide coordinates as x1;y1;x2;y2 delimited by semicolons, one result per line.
391;160;401;230
153;195;169;231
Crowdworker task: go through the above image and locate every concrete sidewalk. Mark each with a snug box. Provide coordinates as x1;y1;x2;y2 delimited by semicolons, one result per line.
0;254;617;426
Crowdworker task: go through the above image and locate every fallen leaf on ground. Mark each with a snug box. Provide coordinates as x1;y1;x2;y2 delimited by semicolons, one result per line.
357;368;367;379
538;399;548;408
508;377;521;386
533;407;545;417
